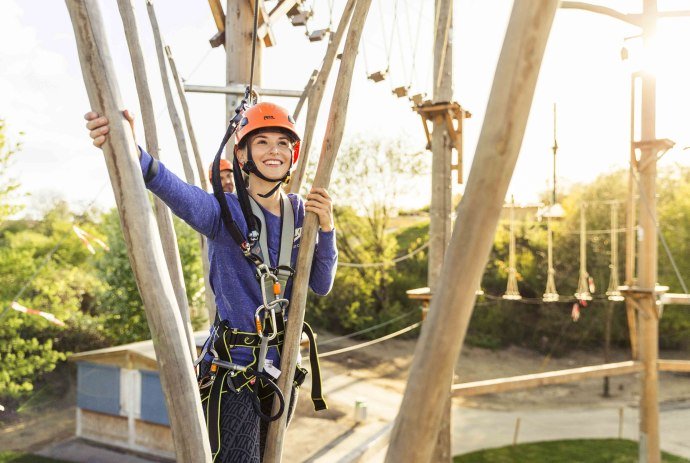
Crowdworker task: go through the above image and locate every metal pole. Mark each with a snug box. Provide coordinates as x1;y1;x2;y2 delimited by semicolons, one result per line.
184;84;302;98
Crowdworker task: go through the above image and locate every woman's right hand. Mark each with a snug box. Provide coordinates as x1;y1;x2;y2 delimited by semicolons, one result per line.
84;109;135;148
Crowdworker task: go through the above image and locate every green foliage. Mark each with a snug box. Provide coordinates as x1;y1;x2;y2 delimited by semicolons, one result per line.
306;138;429;336
0;201;108;403
454;439;689;463
0;119;24;222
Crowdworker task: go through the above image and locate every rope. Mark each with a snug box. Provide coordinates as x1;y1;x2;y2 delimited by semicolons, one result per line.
337;241;429;268
248;0;260;98
318;309;418;346
184;47;214;81
318;321;421;358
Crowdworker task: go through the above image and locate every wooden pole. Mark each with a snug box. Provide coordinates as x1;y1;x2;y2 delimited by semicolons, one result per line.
65;1;210;461
116;0;195;359
626;72;639;360
147;0;215;325
146;0;198;186
165;45;209;192
385;2;559;462
429;0;454;460
263;1;372;460
637;1;660;460
289;0;357;194
293;69;318;121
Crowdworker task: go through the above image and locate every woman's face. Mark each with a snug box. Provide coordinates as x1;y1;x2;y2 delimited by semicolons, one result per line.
239;131;293;179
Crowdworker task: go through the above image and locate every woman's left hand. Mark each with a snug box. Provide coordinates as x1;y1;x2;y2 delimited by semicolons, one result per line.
305;187;334;232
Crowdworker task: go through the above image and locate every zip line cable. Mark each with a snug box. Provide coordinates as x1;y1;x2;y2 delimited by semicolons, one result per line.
248;0;260;98
318;321;421;358
338;241;429;268
318;308;418;346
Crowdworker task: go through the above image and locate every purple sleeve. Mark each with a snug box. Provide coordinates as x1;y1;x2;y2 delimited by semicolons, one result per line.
139;147;222;239
309;229;338;296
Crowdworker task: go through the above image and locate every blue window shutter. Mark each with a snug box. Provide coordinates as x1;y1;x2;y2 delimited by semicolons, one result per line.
77;362;120;415
139;371;170;426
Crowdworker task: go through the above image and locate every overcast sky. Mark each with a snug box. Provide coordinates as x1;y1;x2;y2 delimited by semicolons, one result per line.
2;0;690;218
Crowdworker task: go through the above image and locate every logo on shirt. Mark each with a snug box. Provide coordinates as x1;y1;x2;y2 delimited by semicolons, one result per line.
294;227;302;244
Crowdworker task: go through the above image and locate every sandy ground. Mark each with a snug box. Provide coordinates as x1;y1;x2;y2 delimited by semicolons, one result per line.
2;334;689;460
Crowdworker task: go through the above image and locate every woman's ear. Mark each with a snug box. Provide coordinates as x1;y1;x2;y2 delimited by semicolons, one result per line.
234;145;246;165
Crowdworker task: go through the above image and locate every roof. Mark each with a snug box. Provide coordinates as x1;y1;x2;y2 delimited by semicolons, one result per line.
68;331;209;371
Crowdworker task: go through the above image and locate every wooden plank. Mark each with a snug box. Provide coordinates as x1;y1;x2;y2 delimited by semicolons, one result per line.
657;359;690;372
385;2;559;462
208;0;225;31
65;1;211;460
263;1;373;461
289;0;357;193
117;0;195;356
660;293;690;305
451;361;643;397
257;0;299;39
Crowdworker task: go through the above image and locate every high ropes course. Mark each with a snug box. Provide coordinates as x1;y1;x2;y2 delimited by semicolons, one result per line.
56;1;690;462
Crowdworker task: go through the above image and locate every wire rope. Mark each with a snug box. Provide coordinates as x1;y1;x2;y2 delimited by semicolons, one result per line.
318;321;421;358
338;241;429;268
318;309;418;346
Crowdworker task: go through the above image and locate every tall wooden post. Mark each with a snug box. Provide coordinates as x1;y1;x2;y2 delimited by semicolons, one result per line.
626;73;639;360
429;0;454;460
147;0;215;325
637;1;660;460
116;0;195;358
289;0;357;193
385;2;559;461
262;2;373;461
66;1;210;460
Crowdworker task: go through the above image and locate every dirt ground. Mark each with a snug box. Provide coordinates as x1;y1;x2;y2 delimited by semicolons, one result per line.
2;336;689;459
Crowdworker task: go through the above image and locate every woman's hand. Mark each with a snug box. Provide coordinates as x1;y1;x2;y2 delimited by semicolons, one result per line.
305;187;334;232
84;109;135;149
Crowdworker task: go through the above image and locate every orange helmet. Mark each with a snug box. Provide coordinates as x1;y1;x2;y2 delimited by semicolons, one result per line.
235;102;301;165
208;158;232;182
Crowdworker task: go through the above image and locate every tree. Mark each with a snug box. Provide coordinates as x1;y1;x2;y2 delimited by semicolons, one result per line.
307;137;430;334
0;119;23;222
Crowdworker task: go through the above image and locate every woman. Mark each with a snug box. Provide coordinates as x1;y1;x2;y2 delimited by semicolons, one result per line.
85;102;337;462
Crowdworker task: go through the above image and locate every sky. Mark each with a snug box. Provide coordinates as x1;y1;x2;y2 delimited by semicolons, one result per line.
2;0;690;218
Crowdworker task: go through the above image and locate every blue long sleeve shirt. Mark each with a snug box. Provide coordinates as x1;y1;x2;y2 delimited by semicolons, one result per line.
140;149;338;368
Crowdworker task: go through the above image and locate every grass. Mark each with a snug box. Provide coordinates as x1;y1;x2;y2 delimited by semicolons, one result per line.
0;452;71;463
454;439;690;463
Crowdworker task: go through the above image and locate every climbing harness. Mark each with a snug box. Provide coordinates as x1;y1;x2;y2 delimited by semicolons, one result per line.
201;4;325;456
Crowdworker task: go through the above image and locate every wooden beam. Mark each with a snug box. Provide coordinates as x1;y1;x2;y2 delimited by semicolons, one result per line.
248;0;275;47
208;0;225;48
452;361;643;397
289;0;357;193
659;293;690;305
263;1;373;460
116;0;195;356
385;2;559;462
65;1;211;461
657;359;690;372
257;0;299;40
